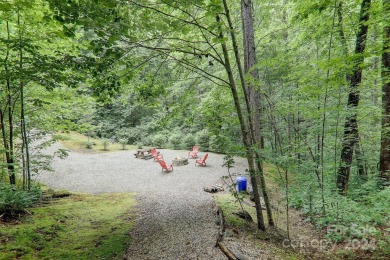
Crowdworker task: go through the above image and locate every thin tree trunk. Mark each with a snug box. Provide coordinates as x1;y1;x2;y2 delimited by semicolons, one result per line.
4;20;16;186
239;0;274;227
7;70;15;186
338;1;367;179
0;109;11;180
318;0;338;215
223;0;274;227
285;169;290;239
379;0;390;185
337;0;371;195
334;1;348;185
18;9;31;190
217;14;266;230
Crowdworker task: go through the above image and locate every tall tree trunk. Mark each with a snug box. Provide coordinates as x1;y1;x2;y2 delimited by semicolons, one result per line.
334;1;348;184
217;14;266;230
239;0;274;227
337;0;371;195
18;8;31;190
338;1;367;179
4;20;16;186
379;0;390;185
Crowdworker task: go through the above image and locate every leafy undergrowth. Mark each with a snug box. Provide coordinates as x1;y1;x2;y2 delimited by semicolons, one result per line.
0;183;41;222
267;165;390;258
0;192;135;260
53;131;136;153
214;162;389;259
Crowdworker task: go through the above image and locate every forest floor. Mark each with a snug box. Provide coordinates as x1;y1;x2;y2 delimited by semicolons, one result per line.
35;142;361;259
0;192;136;259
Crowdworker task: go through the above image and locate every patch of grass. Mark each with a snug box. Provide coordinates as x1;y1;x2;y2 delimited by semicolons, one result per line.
214;194;255;231
0;192;136;260
55;132;136;153
213;194;258;228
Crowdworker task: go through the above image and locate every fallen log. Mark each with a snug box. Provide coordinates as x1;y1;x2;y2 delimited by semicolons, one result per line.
215;206;248;260
217;242;238;260
215;206;225;245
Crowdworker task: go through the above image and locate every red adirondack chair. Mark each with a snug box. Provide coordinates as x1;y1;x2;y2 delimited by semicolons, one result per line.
195;153;208;166
158;160;173;172
188;146;199;159
151;148;163;162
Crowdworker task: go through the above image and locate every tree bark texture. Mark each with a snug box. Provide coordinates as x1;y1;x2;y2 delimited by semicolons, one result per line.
3;20;16;185
338;1;367;178
379;0;390;185
240;0;274;227
337;0;371;195
17;8;32;190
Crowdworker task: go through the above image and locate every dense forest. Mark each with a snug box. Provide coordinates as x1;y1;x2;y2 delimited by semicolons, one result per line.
1;0;389;258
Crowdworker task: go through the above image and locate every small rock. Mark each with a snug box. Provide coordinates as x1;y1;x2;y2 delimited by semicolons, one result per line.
224;230;234;237
236;253;250;260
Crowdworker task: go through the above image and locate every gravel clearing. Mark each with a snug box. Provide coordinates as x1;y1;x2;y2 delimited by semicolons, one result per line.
37;144;266;259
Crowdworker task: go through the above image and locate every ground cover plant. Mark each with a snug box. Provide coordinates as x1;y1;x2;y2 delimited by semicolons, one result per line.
215;158;389;259
0;192;135;260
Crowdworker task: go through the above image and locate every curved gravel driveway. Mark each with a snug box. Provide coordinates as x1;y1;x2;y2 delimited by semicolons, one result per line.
37;143;250;259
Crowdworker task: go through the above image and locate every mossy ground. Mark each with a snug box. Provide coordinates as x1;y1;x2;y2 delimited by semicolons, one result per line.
0;192;135;260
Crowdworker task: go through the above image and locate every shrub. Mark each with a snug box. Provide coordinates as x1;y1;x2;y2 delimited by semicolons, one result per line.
196;129;210;151
102;139;110;150
119;139;127;150
118;128;140;145
141;136;153;147
288;180;388;242
0;184;40;219
169;133;184;150
181;135;196;150
151;134;167;148
85;142;93;149
209;135;229;153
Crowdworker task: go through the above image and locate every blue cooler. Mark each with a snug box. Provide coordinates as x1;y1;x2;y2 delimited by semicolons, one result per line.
236;176;247;192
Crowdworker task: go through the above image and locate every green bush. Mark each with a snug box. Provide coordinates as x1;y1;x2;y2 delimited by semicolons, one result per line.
151;134;167;148
0;184;40;218
118;128;140;145
141;136;153;147
181;135;195;150
119;139;127;150
169;133;184;150
102;139;110;150
288;179;388;242
85;141;93;149
196;129;210;151
209;135;230;153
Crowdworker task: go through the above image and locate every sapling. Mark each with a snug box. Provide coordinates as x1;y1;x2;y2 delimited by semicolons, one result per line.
86;142;93;149
222;155;250;220
102;139;110;150
119;139;127;150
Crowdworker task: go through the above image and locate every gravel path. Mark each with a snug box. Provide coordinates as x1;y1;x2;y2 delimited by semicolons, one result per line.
37;144;252;259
